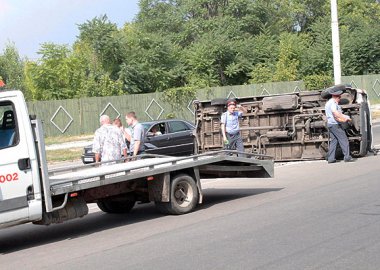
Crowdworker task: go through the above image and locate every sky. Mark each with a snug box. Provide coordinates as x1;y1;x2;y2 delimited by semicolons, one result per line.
0;0;140;59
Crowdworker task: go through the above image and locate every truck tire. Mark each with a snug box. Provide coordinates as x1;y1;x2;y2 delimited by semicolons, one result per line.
97;198;136;214
155;174;199;215
321;84;346;99
358;102;371;157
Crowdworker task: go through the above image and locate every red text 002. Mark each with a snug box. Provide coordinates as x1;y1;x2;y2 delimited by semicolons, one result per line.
0;173;19;183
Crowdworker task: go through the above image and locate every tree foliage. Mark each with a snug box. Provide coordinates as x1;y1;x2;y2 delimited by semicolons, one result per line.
1;0;379;100
0;43;25;94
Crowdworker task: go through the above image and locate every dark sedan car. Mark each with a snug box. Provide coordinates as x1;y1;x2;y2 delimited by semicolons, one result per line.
81;119;195;163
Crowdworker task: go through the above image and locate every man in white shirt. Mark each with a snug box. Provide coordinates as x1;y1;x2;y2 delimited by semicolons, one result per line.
221;99;247;156
93;115;127;163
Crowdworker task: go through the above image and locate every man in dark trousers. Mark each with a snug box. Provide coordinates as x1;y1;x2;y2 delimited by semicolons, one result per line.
221;99;247;157
325;90;356;163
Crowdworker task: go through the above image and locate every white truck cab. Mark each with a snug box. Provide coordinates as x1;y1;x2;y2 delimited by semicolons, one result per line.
0;90;42;228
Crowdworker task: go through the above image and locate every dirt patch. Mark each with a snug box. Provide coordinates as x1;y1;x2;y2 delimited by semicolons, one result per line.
45;134;93;145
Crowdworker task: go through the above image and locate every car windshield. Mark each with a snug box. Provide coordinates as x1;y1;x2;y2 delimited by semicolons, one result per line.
142;122;152;131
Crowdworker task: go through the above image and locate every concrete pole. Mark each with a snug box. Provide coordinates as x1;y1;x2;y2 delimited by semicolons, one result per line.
331;0;342;85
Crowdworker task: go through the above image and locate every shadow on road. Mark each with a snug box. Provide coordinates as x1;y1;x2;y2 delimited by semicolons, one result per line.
199;188;283;211
0;187;282;254
0;203;160;254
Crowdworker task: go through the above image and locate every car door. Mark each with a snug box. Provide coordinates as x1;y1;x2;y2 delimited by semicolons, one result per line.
144;122;172;155
166;120;194;155
0;96;37;227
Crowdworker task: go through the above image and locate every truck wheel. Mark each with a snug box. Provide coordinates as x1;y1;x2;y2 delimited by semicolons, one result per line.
358;102;371;157
321;84;346;99
97;198;136;214
155;174;199;215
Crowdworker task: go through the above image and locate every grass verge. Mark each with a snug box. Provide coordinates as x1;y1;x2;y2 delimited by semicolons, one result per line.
45;134;93;145
46;148;83;163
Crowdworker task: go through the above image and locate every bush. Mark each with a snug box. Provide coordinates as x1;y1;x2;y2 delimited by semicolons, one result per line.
304;74;333;90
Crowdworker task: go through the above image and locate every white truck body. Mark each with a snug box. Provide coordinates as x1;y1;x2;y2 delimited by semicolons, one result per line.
0;90;274;229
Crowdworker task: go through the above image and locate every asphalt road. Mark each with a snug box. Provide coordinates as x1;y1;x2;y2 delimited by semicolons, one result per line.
1;124;380;270
372;121;380;147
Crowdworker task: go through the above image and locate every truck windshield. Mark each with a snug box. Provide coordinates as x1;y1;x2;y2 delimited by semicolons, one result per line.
0;102;18;149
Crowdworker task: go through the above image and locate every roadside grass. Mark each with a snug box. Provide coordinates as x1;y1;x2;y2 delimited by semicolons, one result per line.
45;134;93;145
46;148;83;163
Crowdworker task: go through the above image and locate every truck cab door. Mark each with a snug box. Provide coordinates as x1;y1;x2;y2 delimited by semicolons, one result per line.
0;92;41;228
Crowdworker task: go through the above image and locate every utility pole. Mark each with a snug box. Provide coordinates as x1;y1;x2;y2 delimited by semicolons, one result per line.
331;0;341;85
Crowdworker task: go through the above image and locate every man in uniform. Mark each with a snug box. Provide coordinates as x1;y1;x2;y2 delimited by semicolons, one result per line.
325;89;356;163
93;115;127;163
221;99;247;157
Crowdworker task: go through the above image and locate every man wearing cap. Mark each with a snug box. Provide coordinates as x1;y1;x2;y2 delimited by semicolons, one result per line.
221;99;247;157
325;89;355;163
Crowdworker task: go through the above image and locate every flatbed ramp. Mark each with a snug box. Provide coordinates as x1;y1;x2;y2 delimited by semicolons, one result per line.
48;152;273;196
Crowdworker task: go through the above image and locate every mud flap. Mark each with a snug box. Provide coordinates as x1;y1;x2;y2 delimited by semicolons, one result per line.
148;173;170;202
194;167;203;204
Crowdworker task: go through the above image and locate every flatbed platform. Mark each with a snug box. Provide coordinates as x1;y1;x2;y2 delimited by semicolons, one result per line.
48;152;273;196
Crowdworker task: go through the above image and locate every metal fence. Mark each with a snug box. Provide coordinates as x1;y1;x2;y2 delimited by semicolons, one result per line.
27;74;380;137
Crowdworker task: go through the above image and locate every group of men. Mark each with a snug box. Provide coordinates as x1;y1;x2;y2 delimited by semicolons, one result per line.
93;112;145;163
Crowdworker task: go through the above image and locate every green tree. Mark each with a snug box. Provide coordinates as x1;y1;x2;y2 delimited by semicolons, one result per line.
273;33;308;82
24;43;75;100
72;41;123;97
299;17;333;78
338;0;380;75
0;43;25;94
338;0;380;29
248;28;279;83
249;63;274;84
8;0;380;100
341;25;380;75
77;15;123;79
118;26;183;93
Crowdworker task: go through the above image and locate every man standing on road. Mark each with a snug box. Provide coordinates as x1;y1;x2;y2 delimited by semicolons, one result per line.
125;112;145;158
93;115;128;163
221;99;247;157
325;90;355;163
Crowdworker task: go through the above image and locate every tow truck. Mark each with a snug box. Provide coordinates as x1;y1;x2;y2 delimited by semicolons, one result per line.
0;90;273;229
